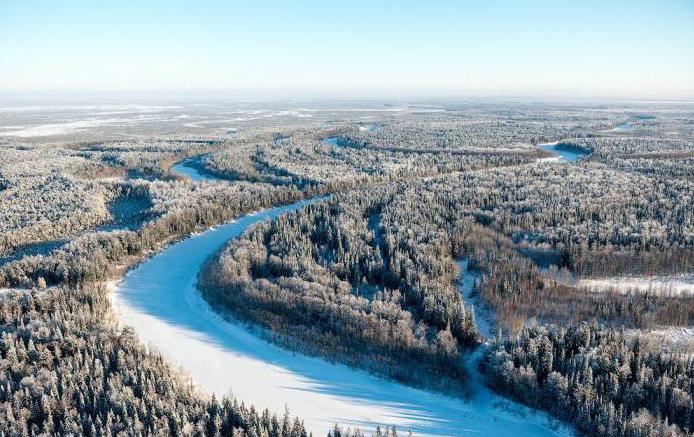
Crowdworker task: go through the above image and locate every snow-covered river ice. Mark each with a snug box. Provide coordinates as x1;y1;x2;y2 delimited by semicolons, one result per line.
112;159;572;436
171;156;219;182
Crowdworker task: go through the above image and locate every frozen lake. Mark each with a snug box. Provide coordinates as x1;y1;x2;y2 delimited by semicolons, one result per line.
538;141;589;163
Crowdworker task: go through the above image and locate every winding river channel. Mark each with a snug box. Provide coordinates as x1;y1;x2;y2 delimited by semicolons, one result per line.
112;157;572;436
171;155;219;182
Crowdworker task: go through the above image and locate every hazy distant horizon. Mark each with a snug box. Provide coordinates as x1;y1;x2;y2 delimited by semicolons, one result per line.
2;89;694;106
2;1;693;99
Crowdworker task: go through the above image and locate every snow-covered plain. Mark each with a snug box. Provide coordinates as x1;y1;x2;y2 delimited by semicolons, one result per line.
112;198;572;436
0;118;124;137
576;274;694;296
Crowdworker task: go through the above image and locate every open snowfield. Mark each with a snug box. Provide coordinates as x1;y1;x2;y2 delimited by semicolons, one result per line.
0;100;411;140
577;274;694;296
112;200;572;437
0;118;125;137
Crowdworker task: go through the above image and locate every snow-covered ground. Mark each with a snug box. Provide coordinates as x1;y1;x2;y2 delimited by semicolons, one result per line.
626;326;694;355
112;200;572;437
605;122;634;132
536;156;561;163
458;259;495;339
0;118;124;137
576;274;694;296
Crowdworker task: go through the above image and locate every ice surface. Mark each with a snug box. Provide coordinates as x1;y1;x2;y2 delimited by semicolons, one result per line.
170;157;219;182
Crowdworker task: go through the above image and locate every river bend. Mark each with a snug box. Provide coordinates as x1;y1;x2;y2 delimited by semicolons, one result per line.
114;161;571;436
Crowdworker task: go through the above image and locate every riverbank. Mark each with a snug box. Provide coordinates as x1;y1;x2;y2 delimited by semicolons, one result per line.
112;197;572;436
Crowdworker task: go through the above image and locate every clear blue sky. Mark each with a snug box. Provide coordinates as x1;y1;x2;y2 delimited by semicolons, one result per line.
1;0;693;98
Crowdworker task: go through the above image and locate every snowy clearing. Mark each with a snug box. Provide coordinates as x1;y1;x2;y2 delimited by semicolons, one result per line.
576;274;694;296
626;327;694;355
458;260;496;339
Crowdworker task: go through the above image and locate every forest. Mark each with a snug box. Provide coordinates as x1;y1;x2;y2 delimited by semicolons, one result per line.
1;101;693;436
0;286;309;436
483;323;693;436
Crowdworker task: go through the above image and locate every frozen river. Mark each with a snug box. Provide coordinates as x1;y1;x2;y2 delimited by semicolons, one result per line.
112;185;571;436
171;156;220;182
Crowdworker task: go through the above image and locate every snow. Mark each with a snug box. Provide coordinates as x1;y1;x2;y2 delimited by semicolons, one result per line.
632;326;694;346
576;274;694;296
0;104;176;113
0;118;126;137
359;123;383;132
113;200;572;437
536;141;587;163
605;122;634;132
0;287;42;297
170;157;219;182
536;156;561;163
624;327;694;357
458;260;496;339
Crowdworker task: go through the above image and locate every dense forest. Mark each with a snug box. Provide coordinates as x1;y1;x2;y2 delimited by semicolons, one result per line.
200;190;477;392
344;109;620;151
201;128;542;190
201;113;694;433
0;180;305;288
0;286;309;436
2;102;693;435
483;323;693;436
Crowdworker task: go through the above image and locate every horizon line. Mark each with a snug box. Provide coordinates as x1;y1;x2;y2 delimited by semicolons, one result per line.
1;89;694;104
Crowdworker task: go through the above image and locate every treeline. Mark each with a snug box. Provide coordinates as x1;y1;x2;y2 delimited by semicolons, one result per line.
561;137;692;158
0;286;310;436
483;322;694;436
600;156;694;180
326;133;550;160
0;172;111;257
345;109;619;151
421;164;694;275
75;138;222;181
567;247;694;278
0;140;211;259
559;137;694;179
